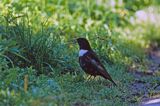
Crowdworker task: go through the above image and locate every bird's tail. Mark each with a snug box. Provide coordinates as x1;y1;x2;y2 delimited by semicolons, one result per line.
109;78;117;86
99;70;117;86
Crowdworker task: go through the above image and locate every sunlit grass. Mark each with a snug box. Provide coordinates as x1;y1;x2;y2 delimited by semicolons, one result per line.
0;0;160;105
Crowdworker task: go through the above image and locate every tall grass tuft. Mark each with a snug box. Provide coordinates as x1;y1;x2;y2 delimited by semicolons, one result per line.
2;13;76;75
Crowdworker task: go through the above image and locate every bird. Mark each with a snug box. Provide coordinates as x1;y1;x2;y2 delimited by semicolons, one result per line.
77;37;117;86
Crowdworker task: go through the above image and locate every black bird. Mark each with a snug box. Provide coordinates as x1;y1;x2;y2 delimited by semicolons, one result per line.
77;38;116;85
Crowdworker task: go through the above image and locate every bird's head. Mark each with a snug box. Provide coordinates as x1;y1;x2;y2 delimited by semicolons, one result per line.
76;38;92;50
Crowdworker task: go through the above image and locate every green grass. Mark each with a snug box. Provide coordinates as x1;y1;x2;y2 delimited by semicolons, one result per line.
0;0;160;105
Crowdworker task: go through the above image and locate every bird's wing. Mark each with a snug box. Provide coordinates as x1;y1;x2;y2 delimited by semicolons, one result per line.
85;51;106;70
85;51;115;82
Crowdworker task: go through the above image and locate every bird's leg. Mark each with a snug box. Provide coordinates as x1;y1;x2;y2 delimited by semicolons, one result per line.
97;76;102;83
99;76;101;81
87;75;92;80
93;76;96;80
84;75;91;84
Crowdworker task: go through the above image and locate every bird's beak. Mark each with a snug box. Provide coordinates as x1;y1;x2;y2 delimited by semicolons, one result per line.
66;39;77;48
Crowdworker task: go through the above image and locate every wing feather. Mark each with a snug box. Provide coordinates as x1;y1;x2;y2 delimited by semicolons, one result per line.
86;51;116;85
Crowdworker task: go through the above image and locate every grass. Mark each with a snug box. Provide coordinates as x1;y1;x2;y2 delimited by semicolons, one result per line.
0;0;160;105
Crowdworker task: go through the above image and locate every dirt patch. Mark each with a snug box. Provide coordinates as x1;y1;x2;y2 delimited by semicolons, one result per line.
129;43;160;105
147;43;160;72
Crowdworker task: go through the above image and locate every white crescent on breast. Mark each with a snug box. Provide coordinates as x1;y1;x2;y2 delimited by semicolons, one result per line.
79;49;88;56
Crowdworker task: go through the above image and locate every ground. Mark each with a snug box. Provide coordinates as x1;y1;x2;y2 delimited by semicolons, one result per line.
131;44;160;106
0;1;160;106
